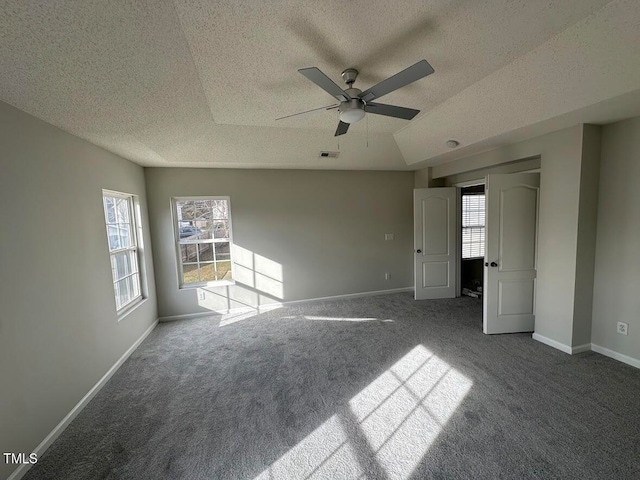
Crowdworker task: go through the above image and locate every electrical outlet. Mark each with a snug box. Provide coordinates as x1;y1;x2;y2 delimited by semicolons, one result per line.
198;291;206;301
384;233;394;241
617;322;628;336
384;272;390;280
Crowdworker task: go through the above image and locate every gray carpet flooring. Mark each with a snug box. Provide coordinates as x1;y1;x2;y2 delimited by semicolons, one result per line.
24;293;640;479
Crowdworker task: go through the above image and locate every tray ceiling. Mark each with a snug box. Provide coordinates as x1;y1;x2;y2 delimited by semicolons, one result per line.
1;0;638;169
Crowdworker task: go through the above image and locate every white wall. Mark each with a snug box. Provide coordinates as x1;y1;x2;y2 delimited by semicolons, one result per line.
0;101;157;480
591;117;640;361
145;168;414;318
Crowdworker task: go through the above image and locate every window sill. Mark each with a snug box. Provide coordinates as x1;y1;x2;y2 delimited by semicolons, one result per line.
180;279;236;290
117;296;146;322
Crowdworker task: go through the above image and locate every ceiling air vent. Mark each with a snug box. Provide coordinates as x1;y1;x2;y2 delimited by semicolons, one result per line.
319;151;340;158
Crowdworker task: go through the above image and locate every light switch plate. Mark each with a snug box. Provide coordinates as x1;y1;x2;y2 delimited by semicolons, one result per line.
384;233;394;240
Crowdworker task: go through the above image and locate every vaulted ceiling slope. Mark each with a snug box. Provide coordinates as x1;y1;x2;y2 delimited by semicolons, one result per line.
0;0;638;170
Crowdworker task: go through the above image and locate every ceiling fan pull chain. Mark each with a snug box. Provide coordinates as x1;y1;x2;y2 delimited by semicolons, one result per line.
337;110;340;150
367;114;369;148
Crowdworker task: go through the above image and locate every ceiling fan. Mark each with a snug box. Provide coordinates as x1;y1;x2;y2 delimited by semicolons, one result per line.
276;59;434;136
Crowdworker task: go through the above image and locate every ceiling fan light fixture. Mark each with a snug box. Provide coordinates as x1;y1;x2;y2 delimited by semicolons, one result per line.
339;108;365;124
339;98;366;124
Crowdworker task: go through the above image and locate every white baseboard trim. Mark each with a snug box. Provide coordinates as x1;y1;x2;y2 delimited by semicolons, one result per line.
159;310;222;322
571;343;592;354
282;286;414;306
7;320;159;480
532;334;640;369
159;287;415;322
591;343;640;369
531;334;592;355
532;333;572;354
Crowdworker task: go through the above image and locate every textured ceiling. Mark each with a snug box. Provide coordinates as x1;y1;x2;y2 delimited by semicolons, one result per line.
0;0;638;169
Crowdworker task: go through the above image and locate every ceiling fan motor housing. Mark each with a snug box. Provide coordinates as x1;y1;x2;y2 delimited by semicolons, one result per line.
341;68;359;86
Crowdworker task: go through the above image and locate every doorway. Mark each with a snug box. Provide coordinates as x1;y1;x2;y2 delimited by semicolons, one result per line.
413;172;539;334
460;185;485;300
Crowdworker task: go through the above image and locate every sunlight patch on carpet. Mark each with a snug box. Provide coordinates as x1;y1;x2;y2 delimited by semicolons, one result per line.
253;414;362;479
255;345;473;479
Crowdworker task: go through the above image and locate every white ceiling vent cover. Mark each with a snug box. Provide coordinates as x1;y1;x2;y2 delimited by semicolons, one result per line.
319;151;340;158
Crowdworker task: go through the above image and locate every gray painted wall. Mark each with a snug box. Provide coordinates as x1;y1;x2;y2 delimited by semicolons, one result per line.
591;117;640;360
571;125;601;347
0;101;157;480
535;127;585;347
435;157;541;187
145;168;414;318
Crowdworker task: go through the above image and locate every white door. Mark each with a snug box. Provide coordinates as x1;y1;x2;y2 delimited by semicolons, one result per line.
483;174;540;334
414;188;457;300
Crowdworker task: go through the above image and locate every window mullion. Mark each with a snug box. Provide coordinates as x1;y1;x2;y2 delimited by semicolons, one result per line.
110;246;137;255
113;271;139;284
212;237;218;280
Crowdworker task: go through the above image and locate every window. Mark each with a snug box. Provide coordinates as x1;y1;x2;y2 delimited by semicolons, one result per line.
172;197;233;287
462;194;485;259
103;191;142;312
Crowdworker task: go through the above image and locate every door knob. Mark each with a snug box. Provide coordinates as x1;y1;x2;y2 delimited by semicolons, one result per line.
490;261;498;267
416;249;422;253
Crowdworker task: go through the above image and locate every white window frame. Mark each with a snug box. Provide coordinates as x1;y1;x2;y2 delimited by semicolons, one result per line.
171;196;235;289
102;190;143;314
462;193;486;260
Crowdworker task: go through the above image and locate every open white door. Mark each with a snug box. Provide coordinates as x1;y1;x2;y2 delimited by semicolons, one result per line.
414;188;457;300
483;174;540;334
